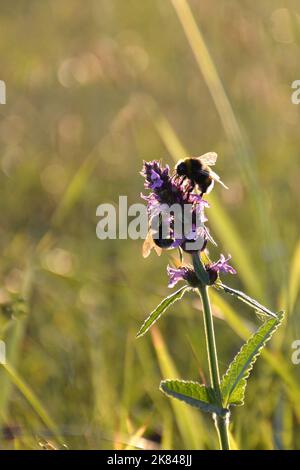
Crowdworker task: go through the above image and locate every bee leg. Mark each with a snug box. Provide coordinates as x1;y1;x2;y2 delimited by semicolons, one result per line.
178;247;183;263
177;176;187;188
185;181;195;194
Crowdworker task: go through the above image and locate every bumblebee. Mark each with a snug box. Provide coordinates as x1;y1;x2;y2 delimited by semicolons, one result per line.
142;214;175;258
175;152;228;195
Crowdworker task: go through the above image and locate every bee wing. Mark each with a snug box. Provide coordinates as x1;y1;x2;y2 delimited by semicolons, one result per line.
154;245;162;256
209;169;228;189
142;231;162;258
196;152;218;166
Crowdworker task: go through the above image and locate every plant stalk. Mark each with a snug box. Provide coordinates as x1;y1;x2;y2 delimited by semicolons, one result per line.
198;283;230;450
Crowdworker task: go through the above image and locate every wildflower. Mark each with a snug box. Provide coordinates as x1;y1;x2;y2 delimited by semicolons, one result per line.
138;155;281;452
206;254;236;284
167;265;200;288
141;161;169;190
149;169;164;189
141;160;209;253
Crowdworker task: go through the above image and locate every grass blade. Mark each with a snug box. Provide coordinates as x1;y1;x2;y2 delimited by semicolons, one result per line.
1;362;65;447
169;0;283;287
151;326;214;449
170;0;251;177
288;238;300;313
148;105;263;297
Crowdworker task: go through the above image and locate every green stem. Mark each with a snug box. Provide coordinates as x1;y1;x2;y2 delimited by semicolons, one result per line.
214;413;230;451
197;279;230;450
198;285;221;397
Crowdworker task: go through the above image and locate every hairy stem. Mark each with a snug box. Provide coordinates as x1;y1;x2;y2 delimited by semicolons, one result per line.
198;284;230;450
192;253;230;450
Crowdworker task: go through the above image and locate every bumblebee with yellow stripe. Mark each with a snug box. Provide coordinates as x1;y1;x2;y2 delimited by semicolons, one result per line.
175;152;228;195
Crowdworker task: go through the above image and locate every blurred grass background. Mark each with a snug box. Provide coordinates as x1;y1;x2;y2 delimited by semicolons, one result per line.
0;0;300;449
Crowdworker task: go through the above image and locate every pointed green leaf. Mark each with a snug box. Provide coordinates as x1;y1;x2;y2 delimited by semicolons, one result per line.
221;312;284;406
218;283;278;319
136;285;191;338
160;379;227;416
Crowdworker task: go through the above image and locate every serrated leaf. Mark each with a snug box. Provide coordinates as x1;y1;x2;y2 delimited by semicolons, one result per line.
218;283;278;319
221;312;284;406
160;379;227;416
136;285;191;338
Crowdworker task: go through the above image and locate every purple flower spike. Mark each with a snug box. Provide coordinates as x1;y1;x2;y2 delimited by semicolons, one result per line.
167;265;199;288
140;160;170;191
150;169;164;189
140;160;211;254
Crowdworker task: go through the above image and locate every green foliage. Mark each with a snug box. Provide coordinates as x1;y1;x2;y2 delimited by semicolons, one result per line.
136;285;191;338
221;312;284;406
0;298;28;426
159;312;284;425
1;363;64;447
160;379;227;416
218;283;278;319
151;329;213;449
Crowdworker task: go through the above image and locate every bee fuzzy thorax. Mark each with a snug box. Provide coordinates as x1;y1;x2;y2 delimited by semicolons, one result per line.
175;160;187;176
175;153;227;194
